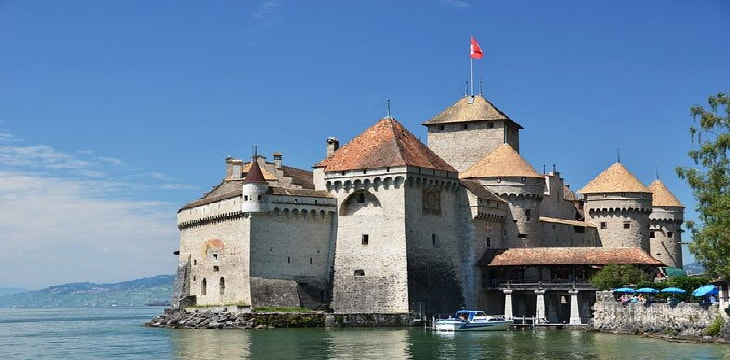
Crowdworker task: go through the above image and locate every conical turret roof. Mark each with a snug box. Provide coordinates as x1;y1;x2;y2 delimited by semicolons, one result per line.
460;143;542;179
648;179;683;207
243;159;267;183
578;163;651;194
318;117;456;173
423;95;523;128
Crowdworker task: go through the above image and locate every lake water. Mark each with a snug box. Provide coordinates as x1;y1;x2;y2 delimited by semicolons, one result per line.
1;307;729;359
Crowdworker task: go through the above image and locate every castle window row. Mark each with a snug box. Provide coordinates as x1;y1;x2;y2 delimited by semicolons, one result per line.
199;277;226;296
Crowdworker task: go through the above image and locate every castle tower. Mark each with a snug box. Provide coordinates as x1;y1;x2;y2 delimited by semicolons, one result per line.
241;158;270;214
317;116;465;314
423;95;523;172
648;179;684;268
578;163;652;251
460;144;545;248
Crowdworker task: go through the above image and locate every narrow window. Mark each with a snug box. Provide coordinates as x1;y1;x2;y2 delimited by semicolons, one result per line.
386;167;390;172
213;265;219;272
354;269;365;277
650;231;656;238
314;200;318;204
525;209;532;221
193;276;196;282
341;171;346;176
623;222;630;229
363;169;367;174
602;194;607;198
213;253;218;260
496;177;502;183
357;193;365;203
287;256;291;264
486;237;491;248
432;234;437;247
193;259;197;265
600;222;607;229
439;125;445;131
521;177;526;183
310;257;313;264
201;278;207;295
667;232;673;238
362;234;369;245
257;195;262;200
244;195;249;201
219;277;225;295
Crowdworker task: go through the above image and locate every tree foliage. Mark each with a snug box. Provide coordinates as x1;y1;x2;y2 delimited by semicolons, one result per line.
676;92;730;279
589;264;648;290
665;276;711;294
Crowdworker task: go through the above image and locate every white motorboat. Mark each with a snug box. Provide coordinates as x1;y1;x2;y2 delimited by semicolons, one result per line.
433;310;511;331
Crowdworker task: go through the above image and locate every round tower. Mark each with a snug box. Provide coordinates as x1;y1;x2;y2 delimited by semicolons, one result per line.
578;163;652;251
241;158;270;213
461;144;544;248
648;179;684;268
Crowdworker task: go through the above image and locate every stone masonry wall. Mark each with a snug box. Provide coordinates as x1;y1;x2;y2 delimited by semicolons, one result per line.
330;172;410;313
593;291;721;336
426;121;516;173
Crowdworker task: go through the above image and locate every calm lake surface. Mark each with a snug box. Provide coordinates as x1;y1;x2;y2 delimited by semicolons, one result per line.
1;307;729;359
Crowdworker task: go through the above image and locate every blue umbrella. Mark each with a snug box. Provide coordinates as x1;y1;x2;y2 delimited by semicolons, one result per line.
692;285;718;297
613;287;635;293
661;287;687;294
635;287;659;294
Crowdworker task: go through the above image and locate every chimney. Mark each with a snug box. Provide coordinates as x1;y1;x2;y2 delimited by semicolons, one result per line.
225;156;244;180
326;137;339;158
273;152;283;169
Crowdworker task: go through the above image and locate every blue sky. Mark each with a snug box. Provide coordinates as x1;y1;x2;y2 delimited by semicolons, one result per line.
0;0;728;288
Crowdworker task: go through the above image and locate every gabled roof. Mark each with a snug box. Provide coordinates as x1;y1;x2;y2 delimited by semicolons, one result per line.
460;144;542;179
317;117;456;173
485;247;663;266
578;162;651;194
423;95;523;128
648;179;683;207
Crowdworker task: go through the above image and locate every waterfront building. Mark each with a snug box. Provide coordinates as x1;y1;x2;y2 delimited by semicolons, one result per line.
172;92;683;324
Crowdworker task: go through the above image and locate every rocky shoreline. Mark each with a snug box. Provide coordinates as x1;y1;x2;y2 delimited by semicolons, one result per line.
145;308;415;329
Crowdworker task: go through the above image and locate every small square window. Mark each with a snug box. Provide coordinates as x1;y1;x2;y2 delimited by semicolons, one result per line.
518;234;527;239
623;223;630;229
439;125;445;131
213;265;219;272
667;232;673;238
487;122;494;129
600;222;607;229
462;124;468;129
244;195;249;201
354;269;365;277
650;231;655;238
362;234;369;245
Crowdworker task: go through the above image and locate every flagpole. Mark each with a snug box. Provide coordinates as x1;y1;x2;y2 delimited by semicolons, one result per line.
470;57;474;96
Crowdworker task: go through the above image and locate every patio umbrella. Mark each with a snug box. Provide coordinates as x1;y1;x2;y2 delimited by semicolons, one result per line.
613;287;635;293
692;285;718;297
661;287;687;294
635;287;659;294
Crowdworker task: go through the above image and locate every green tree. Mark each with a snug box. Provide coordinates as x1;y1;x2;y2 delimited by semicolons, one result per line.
676;92;730;279
589;264;648;290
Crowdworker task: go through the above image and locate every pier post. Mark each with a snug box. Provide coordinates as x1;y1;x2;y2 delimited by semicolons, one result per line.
535;289;546;324
503;289;513;319
569;289;582;325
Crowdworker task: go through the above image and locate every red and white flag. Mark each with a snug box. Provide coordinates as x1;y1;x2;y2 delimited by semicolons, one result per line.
470;36;483;59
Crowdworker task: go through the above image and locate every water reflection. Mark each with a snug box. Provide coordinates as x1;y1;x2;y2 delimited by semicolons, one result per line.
168;327;730;360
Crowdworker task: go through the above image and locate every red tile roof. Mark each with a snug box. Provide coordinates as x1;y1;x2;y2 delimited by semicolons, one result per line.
460;144;542;179
318;117;456;173
485;247;663;266
243;159;266;183
423;95;523;129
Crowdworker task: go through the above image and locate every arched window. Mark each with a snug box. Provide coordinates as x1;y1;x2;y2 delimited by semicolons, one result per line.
201;278;207;295
219;277;225;295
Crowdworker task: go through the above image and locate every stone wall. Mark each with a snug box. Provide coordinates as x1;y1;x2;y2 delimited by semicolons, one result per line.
426;120;517;173
583;193;651;251
592;291;721;336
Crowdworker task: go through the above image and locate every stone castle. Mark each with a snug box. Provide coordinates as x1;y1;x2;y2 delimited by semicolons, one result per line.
172;93;684;322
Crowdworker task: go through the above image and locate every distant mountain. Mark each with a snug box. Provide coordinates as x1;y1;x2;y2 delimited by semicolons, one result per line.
684;262;706;276
0;288;33;297
0;275;174;308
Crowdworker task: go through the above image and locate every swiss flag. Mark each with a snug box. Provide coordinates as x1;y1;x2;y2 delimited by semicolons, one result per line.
470;37;483;59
